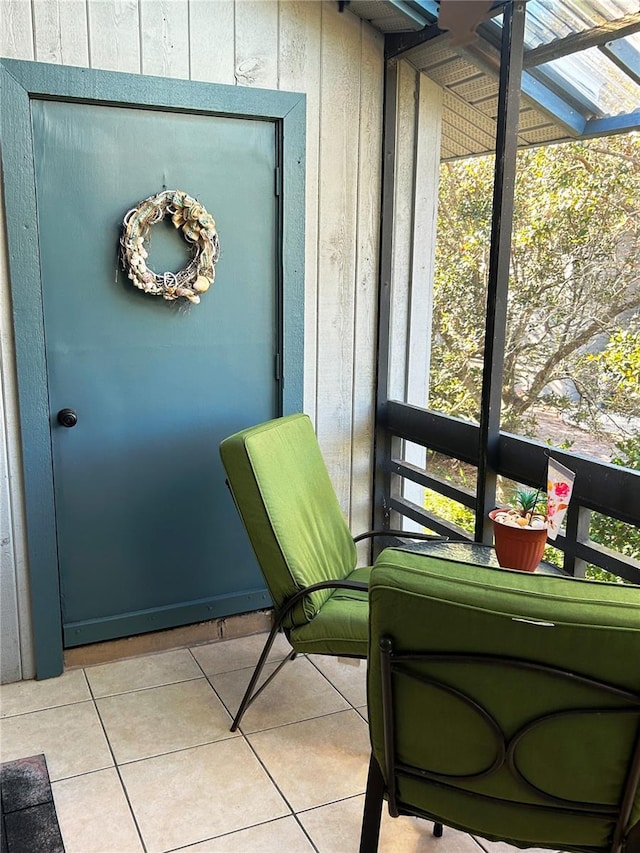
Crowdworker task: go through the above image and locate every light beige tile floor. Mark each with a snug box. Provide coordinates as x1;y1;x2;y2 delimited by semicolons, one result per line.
0;632;541;853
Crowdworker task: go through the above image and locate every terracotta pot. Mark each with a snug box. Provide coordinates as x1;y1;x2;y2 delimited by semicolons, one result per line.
489;509;548;572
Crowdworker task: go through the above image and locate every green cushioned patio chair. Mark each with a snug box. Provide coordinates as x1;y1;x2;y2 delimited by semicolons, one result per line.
219;413;440;731
360;547;640;853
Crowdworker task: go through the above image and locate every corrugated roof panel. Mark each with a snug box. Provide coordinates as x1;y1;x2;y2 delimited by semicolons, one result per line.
539;47;640;117
346;0;640;159
607;31;640;85
523;0;639;49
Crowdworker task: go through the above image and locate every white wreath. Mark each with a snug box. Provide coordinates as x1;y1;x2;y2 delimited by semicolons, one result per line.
120;190;220;304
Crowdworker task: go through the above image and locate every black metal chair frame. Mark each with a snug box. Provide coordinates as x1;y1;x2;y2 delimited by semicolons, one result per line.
229;577;367;731
228;524;444;732
360;636;640;853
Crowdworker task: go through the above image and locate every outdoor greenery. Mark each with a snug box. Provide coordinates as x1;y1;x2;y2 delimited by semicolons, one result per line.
588;436;640;581
424;133;640;579
430;132;640;438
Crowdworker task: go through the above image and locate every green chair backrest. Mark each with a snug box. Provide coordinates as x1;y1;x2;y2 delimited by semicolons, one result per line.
220;414;357;626
368;548;640;853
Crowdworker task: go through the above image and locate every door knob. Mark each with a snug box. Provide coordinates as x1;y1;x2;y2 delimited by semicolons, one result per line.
57;408;78;428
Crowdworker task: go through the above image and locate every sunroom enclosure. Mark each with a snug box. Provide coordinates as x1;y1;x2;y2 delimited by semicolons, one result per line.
1;0;639;685
370;0;640;584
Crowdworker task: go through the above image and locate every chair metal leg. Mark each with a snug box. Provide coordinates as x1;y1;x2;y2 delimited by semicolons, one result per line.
230;623;293;732
229;579;367;731
359;755;385;853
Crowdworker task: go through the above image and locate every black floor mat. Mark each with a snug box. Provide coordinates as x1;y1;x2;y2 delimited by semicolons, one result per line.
1;755;64;853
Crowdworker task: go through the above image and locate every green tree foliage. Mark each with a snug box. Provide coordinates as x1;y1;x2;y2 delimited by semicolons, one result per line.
584;322;640;420
431;133;640;436
589;436;640;573
428;135;640;580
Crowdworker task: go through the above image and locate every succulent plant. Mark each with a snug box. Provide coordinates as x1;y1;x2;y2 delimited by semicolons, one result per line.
515;487;546;519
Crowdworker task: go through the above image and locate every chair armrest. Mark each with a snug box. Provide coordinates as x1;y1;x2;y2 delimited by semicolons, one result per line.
353;529;448;544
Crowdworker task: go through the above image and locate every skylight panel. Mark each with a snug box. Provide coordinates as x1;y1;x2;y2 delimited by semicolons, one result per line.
539;46;640;117
604;31;640;84
523;0;640;49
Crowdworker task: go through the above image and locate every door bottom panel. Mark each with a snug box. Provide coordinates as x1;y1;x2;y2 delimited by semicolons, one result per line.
63;587;271;647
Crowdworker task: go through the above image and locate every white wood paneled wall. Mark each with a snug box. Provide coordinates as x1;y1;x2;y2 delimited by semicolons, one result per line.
0;0;384;680
386;62;442;529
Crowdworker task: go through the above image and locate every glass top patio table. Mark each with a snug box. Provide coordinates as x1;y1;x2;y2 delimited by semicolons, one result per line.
389;539;566;576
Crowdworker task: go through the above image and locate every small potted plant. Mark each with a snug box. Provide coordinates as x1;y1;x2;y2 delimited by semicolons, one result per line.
489;488;548;572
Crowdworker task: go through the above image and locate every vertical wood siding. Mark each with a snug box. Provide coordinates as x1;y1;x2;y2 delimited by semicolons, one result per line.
352;22;383;542
88;2;141;72
0;173;34;683
381;60;443;531
0;0;384;680
388;60;418;402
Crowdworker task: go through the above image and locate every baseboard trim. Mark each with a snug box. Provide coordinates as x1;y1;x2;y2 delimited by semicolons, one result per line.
63;608;274;669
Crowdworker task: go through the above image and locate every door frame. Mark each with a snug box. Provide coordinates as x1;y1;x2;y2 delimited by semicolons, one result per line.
0;58;305;679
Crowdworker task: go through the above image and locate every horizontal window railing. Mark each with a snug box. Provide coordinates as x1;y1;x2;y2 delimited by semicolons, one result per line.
378;400;640;585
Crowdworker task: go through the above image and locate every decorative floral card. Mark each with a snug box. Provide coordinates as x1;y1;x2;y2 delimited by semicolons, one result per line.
547;458;576;540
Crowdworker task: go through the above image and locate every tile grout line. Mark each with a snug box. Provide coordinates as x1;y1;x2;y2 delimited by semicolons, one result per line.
2;642;331;850
86;675;207;701
240;716;320;853
191;645;370;849
2;639;481;851
189;645;321;851
160;813;318;853
81;666;149;853
306;656;368;711
238;704;368;738
0;696;94;721
191;648;359;736
0;702;90;725
187;645;239;722
83;645;313;849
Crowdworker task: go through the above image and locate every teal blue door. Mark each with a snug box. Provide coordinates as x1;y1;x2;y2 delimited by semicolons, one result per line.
32;100;279;647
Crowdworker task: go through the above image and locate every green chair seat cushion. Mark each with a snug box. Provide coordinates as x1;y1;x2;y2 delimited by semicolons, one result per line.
289;566;371;656
331;565;370;602
368;549;640;847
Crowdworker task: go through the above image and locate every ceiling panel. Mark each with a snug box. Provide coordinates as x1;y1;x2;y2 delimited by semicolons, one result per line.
345;0;640;159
